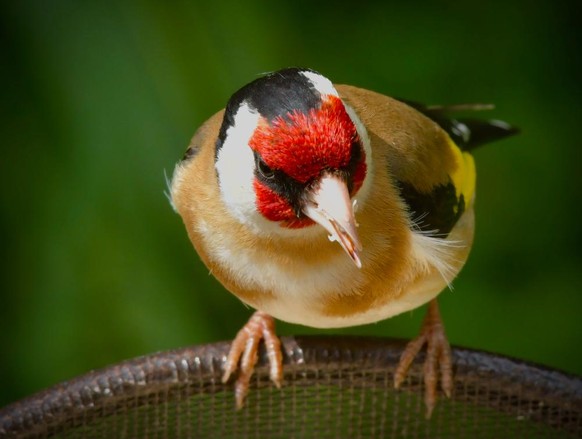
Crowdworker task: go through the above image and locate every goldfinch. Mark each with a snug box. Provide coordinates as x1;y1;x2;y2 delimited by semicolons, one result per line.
170;68;517;417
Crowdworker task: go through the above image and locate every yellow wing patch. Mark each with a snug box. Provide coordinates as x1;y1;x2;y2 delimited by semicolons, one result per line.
447;137;476;205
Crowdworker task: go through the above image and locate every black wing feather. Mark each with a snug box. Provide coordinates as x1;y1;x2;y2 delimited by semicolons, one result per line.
398;99;519;151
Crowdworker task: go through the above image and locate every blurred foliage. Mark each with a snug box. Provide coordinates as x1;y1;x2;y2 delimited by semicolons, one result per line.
1;0;580;407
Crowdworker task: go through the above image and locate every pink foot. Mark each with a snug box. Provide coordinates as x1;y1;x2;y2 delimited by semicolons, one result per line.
394;299;453;419
222;311;283;408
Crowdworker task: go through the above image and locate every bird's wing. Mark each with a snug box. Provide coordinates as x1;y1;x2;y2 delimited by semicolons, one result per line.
338;85;518;238
392;99;518;236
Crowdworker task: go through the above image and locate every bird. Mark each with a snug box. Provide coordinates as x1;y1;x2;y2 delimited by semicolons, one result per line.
169;67;517;418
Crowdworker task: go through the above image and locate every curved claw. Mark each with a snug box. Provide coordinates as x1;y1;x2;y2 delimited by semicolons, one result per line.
222;311;283;409
393;299;453;419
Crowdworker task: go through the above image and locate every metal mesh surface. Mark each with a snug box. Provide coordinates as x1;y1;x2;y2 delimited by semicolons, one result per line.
1;336;581;438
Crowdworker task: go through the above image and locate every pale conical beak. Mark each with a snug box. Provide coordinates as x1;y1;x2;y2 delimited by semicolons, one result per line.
302;173;363;268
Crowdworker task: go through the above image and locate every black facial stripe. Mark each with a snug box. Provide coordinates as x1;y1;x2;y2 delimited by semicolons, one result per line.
254;152;307;217
396;179;465;237
345;140;363;193
216;68;322;160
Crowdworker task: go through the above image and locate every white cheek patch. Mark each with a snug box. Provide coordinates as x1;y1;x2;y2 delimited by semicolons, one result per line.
215;103;262;227
300;71;339;97
343;103;374;208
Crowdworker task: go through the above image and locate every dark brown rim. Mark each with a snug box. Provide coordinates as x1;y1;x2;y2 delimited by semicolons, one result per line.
1;336;581;437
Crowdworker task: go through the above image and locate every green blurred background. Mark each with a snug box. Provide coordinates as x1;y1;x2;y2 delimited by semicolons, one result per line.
1;0;580;408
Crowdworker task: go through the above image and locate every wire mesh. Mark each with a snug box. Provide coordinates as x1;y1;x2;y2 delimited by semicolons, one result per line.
1;336;580;438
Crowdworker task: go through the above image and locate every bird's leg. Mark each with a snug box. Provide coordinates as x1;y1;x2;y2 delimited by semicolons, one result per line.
222;310;283;409
394;299;453;419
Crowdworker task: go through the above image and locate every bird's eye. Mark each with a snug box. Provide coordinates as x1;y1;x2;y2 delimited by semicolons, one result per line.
256;156;275;179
